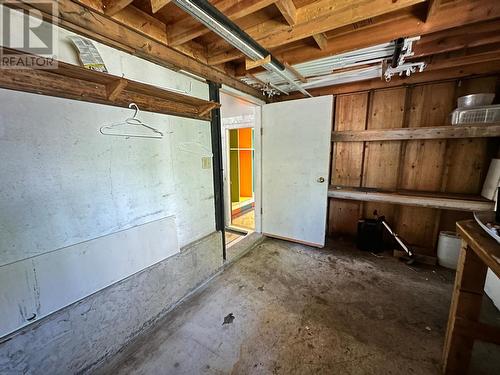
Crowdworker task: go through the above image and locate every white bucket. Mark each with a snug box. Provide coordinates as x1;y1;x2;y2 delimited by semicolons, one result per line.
437;231;461;270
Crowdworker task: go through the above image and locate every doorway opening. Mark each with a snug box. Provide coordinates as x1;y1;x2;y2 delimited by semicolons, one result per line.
229;127;255;232
220;90;261;249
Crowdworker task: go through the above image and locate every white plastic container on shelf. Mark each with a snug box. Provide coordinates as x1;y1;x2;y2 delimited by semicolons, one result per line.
437;231;462;270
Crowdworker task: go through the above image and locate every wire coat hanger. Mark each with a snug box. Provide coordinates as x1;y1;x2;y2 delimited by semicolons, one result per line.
100;103;164;139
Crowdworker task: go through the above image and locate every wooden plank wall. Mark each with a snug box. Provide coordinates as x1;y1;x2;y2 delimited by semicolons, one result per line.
329;76;499;255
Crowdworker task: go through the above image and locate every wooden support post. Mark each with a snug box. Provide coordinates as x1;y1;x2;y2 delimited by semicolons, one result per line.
442;241;488;374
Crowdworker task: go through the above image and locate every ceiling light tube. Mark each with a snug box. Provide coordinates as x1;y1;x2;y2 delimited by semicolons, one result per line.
173;0;266;60
172;0;310;97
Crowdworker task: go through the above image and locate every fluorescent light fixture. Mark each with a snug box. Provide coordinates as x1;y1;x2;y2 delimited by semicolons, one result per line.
172;0;311;97
172;0;265;60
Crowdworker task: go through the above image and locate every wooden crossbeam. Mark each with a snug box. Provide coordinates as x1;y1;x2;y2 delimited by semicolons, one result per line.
168;0;277;46
412;19;500;58
208;0;425;64
312;33;328;50
245;55;271;70
284;63;307;83
209;0;500;65
102;0;133;16
276;0;297;26
13;0;265;100
151;0;172;14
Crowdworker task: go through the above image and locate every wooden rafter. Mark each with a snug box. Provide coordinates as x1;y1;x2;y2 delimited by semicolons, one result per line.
207;0;426;64
245;55;271;70
13;0;265;100
275;0;297;26
168;0;277;47
312;33;328;51
209;0;500;66
284;63;307;83
151;0;172;14
235;2;500;74
412;19;500;58
102;0;133;16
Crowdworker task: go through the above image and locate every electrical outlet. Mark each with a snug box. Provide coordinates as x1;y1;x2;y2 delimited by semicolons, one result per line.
201;157;212;169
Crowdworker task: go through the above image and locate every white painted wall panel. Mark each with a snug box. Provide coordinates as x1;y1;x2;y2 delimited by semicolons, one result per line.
0;90;215;337
0;216;178;337
0;5;216;339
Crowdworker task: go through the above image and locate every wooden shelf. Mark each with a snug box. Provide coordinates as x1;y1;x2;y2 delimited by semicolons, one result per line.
331;123;500;142
0;48;220;121
328;186;494;212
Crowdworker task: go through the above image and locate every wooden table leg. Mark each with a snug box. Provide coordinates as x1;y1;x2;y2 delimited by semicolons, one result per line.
442;240;488;374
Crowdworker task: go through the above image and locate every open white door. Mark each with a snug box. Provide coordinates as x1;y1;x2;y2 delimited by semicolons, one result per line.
262;96;333;247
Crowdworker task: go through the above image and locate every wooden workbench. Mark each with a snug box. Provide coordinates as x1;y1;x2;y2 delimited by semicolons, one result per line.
442;220;500;374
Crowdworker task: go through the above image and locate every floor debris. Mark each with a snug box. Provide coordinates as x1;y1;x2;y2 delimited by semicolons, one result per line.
223;313;235;325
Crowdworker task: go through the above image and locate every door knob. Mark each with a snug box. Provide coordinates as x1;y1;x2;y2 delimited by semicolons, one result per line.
317;177;325;183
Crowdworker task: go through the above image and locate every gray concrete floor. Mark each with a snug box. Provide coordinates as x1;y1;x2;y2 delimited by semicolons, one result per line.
99;238;500;375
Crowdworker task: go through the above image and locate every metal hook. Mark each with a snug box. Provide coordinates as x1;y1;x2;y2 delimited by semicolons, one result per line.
129;103;139;119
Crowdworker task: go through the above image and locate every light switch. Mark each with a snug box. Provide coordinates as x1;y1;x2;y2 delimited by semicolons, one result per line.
201;157;212;169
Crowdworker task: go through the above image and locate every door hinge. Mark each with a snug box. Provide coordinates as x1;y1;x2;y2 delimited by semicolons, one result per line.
260;127;263;136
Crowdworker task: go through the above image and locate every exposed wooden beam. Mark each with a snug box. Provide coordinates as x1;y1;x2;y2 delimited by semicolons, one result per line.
112;5;168;44
275;0;297;26
412;19;500;58
13;0;266;100
425;0;441;22
208;0;425;64
284;62;307;83
245;55;271;70
312;33;328;50
111;5;210;63
168;0;277;47
208;0;500;65
426;49;500;72
102;0;133;16
151;0;171;14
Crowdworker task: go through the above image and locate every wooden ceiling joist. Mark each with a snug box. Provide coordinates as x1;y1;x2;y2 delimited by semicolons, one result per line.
12;0;265;100
312;33;328;51
151;0;172;14
207;0;426;65
245;55;271;70
167;0;277;47
275;0;297;26
102;0;133;16
412;19;500;59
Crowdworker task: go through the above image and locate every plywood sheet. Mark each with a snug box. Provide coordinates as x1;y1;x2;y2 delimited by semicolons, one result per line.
329;93;367;236
397;82;456;249
363;88;406;224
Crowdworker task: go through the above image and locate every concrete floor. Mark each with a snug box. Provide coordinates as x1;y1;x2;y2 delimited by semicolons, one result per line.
99;238;500;375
